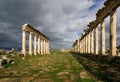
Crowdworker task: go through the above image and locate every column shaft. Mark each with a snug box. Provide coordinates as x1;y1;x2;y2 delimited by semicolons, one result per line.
95;26;98;54
91;31;94;54
29;32;32;55
90;32;92;53
41;38;43;54
77;40;79;52
110;10;117;56
85;36;87;53
22;30;26;56
38;36;40;54
100;20;105;55
88;34;90;53
48;41;50;54
34;35;37;55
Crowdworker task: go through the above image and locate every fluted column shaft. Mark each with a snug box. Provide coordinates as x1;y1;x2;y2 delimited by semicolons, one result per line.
38;36;40;54
77;40;80;52
85;36;87;53
29;32;32;55
91;31;94;54
43;39;46;54
100;20;105;55
41;38;43;54
86;36;88;53
48;41;50;54
110;10;117;56
95;26;98;54
88;34;90;53
34;35;37;55
22;30;26;56
79;41;81;53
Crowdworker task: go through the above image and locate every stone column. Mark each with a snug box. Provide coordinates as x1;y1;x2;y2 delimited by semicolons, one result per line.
78;40;80;53
90;32;92;53
85;36;87;53
29;32;32;55
43;39;45;54
86;36;88;53
45;40;47;54
83;39;85;53
46;41;48;54
34;35;37;55
38;36;40;54
81;40;82;53
82;38;85;53
79;41;80;53
84;37;86;53
48;41;50;54
88;34;90;53
94;26;98;54
77;40;79;52
110;10;117;56
82;40;83;53
22;30;26;56
91;31;94;54
100;20;105;55
41;38;43;54
84;38;85;53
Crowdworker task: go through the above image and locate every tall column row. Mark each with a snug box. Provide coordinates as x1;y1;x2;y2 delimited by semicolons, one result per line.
22;31;50;57
72;10;117;57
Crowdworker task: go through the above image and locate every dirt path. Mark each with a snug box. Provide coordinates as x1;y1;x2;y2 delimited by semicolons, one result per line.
0;52;96;82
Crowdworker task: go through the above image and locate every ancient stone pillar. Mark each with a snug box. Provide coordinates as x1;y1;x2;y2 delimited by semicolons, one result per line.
84;38;85;53
46;41;48;54
90;32;92;53
34;35;37;55
81;40;83;53
22;30;26;56
29;32;32;55
83;38;85;53
44;39;46;54
42;39;45;54
45;40;47;54
85;36;87;53
82;38;85;53
38;36;40;54
47;41;50;54
94;26;98;54
88;34;90;53
79;40;81;53
78;40;81;53
77;40;79;52
91;31;94;54
86;36;88;53
110;10;117;56
100;20;105;55
41;38;43;54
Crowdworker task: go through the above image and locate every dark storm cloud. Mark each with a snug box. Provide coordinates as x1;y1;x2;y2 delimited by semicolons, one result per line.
0;0;108;50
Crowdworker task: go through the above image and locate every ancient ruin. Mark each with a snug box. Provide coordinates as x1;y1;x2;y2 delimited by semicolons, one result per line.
72;0;120;57
22;24;49;56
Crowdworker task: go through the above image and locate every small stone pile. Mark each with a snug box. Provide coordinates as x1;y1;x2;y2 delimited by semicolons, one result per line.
0;55;14;69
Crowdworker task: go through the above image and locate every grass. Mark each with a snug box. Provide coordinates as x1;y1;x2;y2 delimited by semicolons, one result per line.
0;51;97;82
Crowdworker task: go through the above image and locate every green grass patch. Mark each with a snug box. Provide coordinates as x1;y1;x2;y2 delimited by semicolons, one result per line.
76;78;96;82
31;70;41;74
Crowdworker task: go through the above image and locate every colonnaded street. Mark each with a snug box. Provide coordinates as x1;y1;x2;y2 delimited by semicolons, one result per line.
0;0;120;82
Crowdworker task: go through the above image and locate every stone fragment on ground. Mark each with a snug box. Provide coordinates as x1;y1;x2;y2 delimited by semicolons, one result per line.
80;70;90;78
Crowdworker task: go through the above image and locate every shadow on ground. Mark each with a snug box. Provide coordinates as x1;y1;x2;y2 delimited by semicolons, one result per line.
71;52;120;82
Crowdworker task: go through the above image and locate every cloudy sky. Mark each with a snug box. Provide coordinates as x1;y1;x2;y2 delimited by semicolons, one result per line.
0;0;120;50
